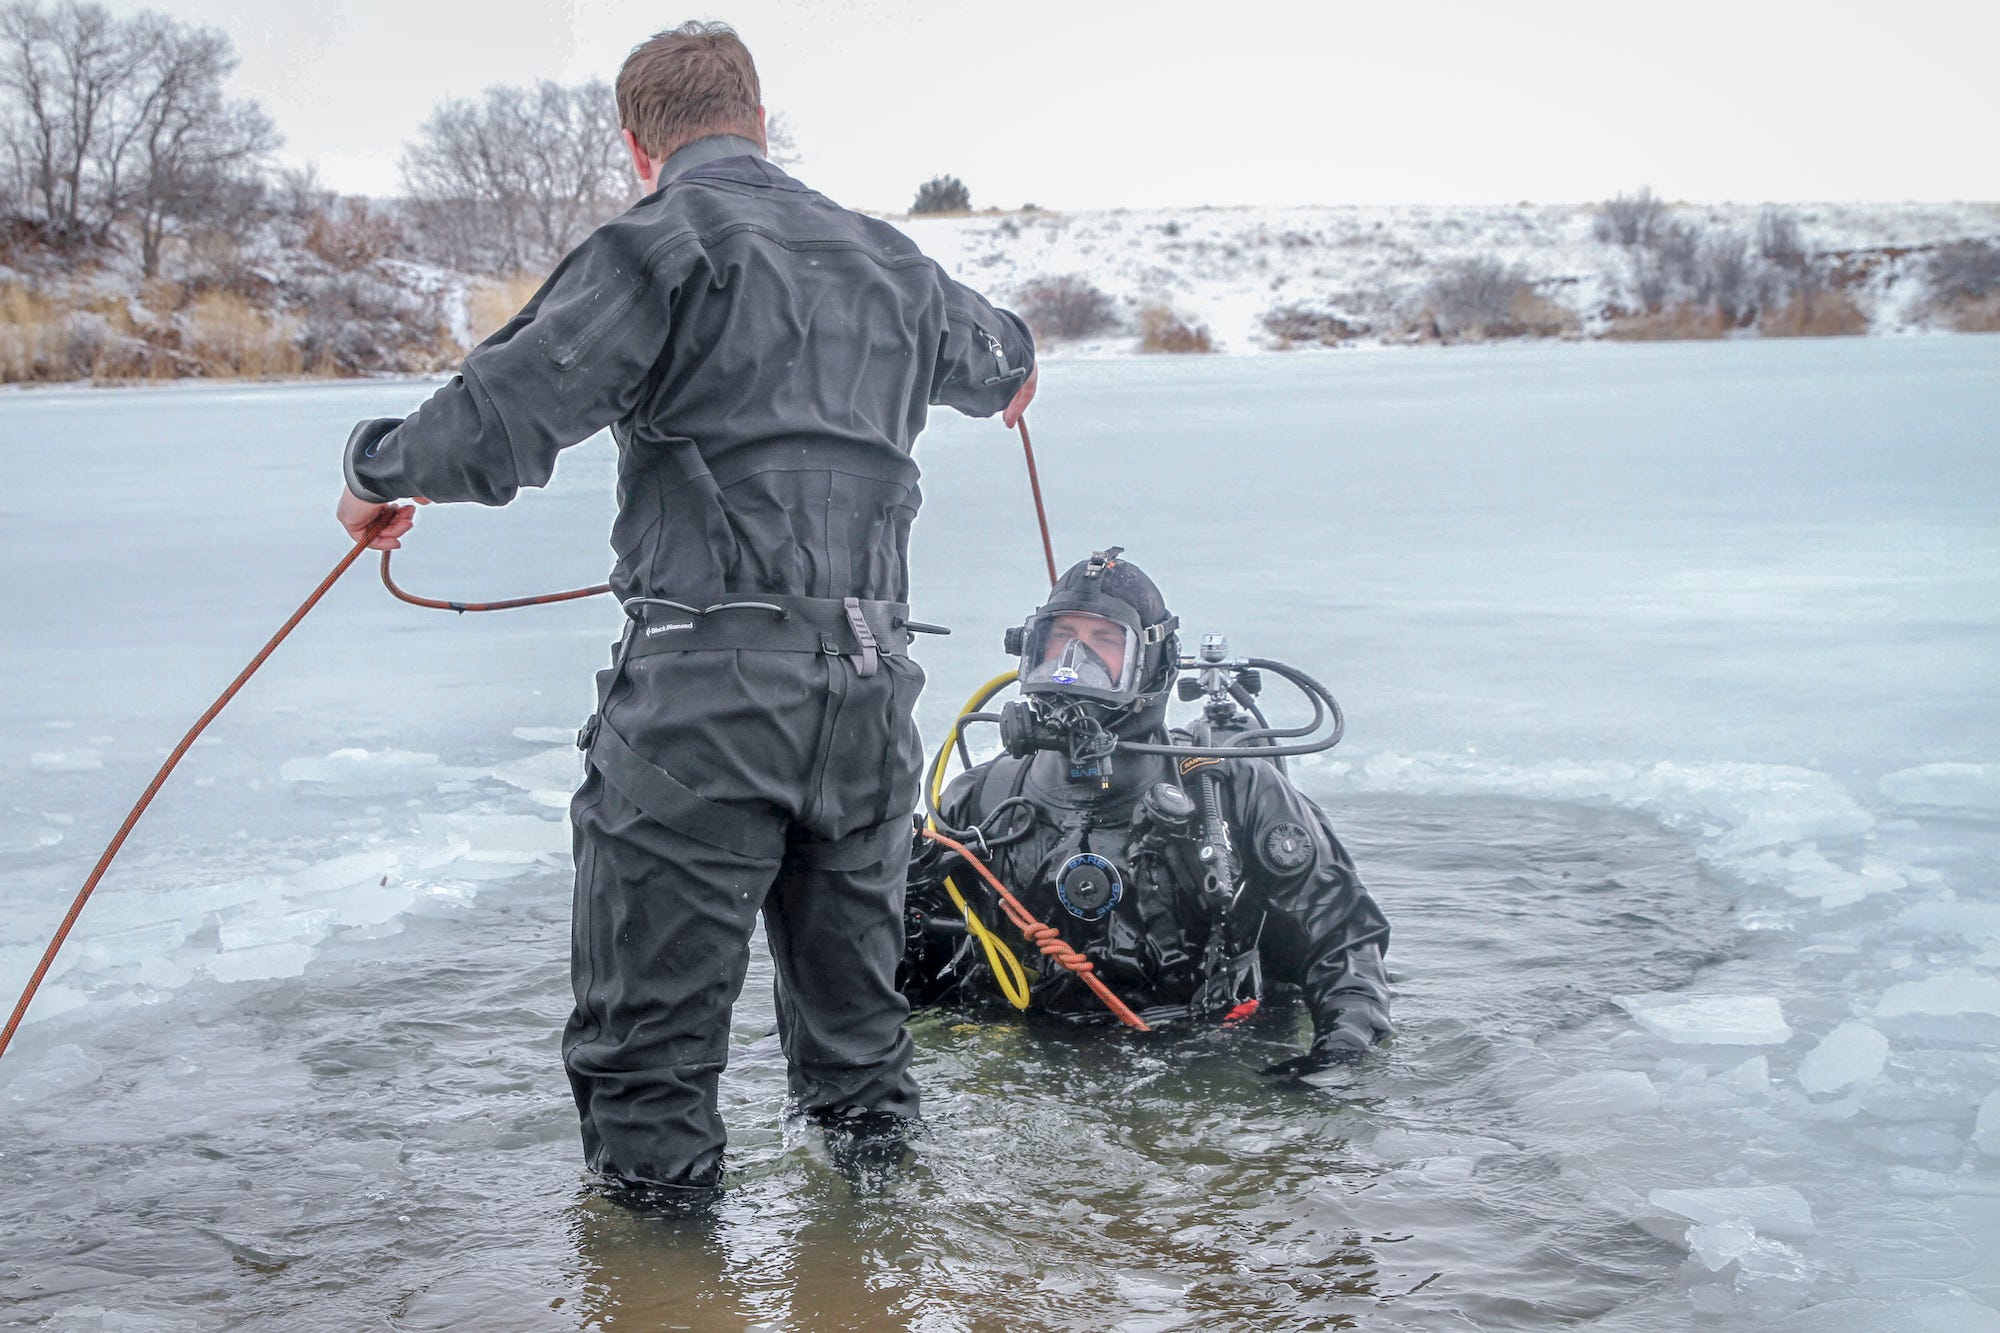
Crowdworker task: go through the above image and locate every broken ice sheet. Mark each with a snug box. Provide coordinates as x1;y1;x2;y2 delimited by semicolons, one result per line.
1521;1069;1660;1121
1648;1185;1816;1239
1615;993;1793;1045
1796;1021;1889;1096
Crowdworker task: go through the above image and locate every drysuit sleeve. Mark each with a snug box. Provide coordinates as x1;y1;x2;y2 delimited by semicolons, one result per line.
344;221;681;505
928;264;1036;420
1227;761;1392;1053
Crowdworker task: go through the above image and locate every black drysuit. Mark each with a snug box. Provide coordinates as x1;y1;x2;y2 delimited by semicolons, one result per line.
343;135;1035;1187
907;742;1391;1052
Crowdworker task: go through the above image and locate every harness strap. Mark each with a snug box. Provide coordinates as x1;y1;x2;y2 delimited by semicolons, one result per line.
623;593;914;671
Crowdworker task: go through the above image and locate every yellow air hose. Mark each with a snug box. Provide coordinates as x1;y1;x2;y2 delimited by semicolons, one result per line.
926;671;1033;1010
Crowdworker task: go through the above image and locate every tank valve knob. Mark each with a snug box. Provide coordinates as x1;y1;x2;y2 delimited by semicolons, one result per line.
1176;677;1204;703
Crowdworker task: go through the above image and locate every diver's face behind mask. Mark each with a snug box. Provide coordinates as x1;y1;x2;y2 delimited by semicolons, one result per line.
1020;610;1142;703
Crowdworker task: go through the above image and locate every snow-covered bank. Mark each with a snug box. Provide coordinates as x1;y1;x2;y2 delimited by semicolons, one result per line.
4;199;1996;385
898;200;2000;354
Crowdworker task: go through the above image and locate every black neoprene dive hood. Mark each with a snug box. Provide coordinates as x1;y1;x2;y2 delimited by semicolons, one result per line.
1006;548;1181;715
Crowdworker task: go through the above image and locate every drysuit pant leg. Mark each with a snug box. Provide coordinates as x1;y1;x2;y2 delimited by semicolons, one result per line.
562;767;781;1189
762;826;921;1121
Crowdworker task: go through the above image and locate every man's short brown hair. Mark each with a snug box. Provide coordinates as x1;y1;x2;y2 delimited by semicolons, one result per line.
617;21;763;163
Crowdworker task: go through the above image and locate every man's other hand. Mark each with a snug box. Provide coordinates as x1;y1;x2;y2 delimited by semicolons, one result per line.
337;489;423;550
1002;363;1038;429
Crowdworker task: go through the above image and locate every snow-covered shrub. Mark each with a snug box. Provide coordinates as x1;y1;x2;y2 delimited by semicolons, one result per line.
1137;303;1212;353
1595;188;1666;247
1423;259;1571;341
295;271;453;375
1261;303;1369;347
1927;240;2000;300
1923;241;2000;331
1015;274;1119;341
911;175;971;215
305;199;400;270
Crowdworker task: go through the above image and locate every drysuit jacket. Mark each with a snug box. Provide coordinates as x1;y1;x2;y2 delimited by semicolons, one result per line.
341;133;1035;845
909;743;1392;1049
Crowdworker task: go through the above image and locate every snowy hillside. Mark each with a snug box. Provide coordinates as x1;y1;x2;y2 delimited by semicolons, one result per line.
3;198;1996;385
896;200;2000;354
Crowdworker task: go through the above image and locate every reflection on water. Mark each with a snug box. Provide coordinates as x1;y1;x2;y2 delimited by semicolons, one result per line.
0;792;1738;1330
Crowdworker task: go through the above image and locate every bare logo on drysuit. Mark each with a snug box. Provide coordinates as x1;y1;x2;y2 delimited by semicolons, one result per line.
1179;756;1225;777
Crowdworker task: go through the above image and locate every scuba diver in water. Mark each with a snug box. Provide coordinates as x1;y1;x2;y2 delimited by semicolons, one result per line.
903;549;1391;1074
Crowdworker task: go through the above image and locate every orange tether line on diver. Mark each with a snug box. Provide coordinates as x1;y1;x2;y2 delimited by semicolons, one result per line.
1018;418;1058;587
0;514;397;1063
917;827;1150;1032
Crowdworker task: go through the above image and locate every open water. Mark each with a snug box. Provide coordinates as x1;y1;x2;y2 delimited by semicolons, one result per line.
1;337;1996;1330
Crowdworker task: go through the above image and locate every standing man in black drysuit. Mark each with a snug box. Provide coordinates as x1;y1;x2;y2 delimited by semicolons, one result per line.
335;23;1036;1195
903;551;1390;1072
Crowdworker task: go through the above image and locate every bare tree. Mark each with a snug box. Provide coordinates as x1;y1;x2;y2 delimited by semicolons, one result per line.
113;14;275;275
1595;187;1664;248
763;108;800;169
0;0;143;241
0;1;273;266
400;80;626;274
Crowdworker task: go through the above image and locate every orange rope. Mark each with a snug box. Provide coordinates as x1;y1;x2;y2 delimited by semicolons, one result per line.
378;550;609;612
1018;418;1058;587
918;827;1150;1032
0;516;395;1063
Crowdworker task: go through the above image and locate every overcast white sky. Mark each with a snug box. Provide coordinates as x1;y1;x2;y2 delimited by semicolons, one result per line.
100;0;2000;212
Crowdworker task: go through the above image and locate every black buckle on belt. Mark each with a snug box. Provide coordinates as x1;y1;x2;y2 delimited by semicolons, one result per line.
842;597;880;678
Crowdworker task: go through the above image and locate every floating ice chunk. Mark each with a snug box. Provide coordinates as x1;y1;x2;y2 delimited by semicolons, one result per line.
1873;974;2000;1043
1648;1185;1816;1239
1973;1090;2000;1158
441;812;570;859
511;725;578;745
490;746;582;797
279;748;480;794
284;850;398;897
76;918;189;969
1770;1290;2000;1332
1851;1123;1963;1160
1711;1055;1771;1097
202;939;316;983
215;903;336;952
30;749;103;773
1616;993;1793;1045
1;1043;105;1104
1685;1219;1757;1271
1878;763;2000;821
1737;846;1908;908
1896;900;2000;947
1796;1021;1889;1095
1367;1127;1517;1162
1521;1070;1658;1120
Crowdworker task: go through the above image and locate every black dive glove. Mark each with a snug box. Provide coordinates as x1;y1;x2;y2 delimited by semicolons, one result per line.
1261;1020;1373;1079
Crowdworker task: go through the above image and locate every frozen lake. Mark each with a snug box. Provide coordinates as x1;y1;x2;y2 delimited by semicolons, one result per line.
1;337;1997;1329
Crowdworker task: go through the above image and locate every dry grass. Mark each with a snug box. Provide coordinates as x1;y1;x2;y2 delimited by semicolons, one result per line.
0;283;173;381
1760;290;1869;338
1933;292;2000;333
182;291;304;377
1602;303;1732;341
467;274;544;347
1137;303;1213;354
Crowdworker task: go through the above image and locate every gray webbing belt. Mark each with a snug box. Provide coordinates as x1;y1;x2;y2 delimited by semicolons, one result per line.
620;593;919;677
